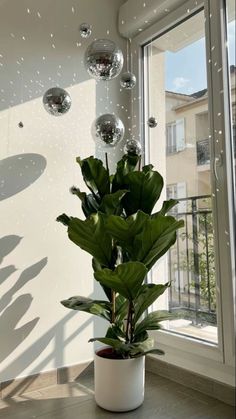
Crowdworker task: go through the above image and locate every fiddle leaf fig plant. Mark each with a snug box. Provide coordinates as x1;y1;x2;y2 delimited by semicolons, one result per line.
57;153;184;358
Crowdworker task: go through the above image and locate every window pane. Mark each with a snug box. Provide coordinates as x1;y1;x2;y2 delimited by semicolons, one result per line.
144;11;218;344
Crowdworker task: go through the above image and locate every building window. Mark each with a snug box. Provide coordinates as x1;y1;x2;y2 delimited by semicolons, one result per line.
166;118;185;154
196;139;210;165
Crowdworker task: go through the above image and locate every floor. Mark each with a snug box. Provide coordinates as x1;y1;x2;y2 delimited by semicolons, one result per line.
0;370;234;419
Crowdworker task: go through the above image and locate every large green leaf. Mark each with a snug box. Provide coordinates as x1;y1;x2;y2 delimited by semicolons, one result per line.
61;296;111;321
122;169;164;215
99;190;128;215
105;324;126;340
106;211;149;254
115;294;129;324
134;283;169;322
94;262;148;300
70;187;100;217
89;337;129;355
134;310;174;337
77;156;110;198
133;215;184;270
152;199;179;217
89;336;164;358
57;213;112;267
112;154;140;192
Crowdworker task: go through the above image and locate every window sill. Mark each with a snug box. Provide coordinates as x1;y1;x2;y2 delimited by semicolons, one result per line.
151;330;235;386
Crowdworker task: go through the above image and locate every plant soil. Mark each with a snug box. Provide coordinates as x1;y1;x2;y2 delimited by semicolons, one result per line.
97;347;124;359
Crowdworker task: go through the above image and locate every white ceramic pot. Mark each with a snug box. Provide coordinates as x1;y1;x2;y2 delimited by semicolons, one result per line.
94;347;145;412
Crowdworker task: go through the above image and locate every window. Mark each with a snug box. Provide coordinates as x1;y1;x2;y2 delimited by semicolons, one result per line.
133;0;235;382
196;139;210;165
143;8;218;344
166;118;185;154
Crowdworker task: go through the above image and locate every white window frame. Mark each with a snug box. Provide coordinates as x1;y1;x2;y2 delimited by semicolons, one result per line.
130;0;235;385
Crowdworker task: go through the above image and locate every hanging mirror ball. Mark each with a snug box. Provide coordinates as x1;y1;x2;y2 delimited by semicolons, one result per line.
147;116;158;128
79;22;92;38
85;39;124;81
124;139;142;155
120;71;136;89
92;113;125;146
43;87;71;116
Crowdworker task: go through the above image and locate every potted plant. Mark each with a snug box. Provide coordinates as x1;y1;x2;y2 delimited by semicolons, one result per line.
57;152;184;412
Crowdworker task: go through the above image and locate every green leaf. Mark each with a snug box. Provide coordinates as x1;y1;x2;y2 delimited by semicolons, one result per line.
133;215;184;270
152;199;179;217
89;337;164;358
57;213;71;226
133;348;165;357
62;213;112;267
99;190;128;215
89;337;126;351
70;187;100;217
122;169;164;215
106;324;126;340
94;262;148;301
106;211;149;254
112;154;140;192
129;337;154;357
134;310;174;337
115;294;129;324
61;296;111;321
134;283;169;322
77;156;110;198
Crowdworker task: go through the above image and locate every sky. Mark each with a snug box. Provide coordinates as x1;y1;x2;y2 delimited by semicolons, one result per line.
165;20;235;95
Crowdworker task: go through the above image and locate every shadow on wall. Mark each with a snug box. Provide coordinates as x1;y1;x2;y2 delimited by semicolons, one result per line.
0;235;47;365
0;154;47;201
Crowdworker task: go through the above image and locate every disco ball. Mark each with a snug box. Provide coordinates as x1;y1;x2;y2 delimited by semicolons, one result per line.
43;87;71;116
120;71;136;89
124;139;142;155
147;116;158;128
92;113;125;146
79;22;92;38
85;39;124;81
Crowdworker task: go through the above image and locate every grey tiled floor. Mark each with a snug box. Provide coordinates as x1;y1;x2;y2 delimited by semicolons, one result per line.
0;371;234;419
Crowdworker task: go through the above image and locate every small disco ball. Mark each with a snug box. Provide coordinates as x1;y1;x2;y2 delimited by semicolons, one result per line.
120;71;136;89
147;116;158;128
92;113;125;146
124;139;142;155
85;39;124;81
43;87;71;116
79;22;92;38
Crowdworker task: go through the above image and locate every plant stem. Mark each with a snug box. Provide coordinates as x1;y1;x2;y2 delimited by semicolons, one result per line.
125;302;133;343
111;291;116;323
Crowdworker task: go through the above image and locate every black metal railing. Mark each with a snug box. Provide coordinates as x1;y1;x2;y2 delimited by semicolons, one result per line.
168;195;216;325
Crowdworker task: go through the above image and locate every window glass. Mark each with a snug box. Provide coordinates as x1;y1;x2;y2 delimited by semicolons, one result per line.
144;10;218;344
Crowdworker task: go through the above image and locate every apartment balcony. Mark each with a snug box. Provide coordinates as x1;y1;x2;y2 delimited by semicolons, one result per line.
166;195;217;343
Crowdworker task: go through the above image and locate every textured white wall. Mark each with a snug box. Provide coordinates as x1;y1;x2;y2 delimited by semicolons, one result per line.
0;0;127;382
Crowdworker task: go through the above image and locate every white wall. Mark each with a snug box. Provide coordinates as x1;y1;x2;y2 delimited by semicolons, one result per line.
0;0;127;382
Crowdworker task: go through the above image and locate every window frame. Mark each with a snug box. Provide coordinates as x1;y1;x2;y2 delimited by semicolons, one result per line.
130;0;235;385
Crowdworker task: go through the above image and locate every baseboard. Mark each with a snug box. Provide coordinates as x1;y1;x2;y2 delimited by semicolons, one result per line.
146;356;236;406
1;358;235;406
0;360;93;399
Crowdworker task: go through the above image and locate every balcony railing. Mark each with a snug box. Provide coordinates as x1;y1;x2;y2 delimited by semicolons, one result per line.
168;195;216;325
